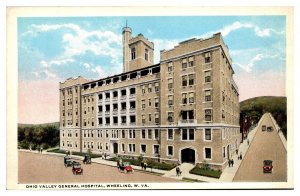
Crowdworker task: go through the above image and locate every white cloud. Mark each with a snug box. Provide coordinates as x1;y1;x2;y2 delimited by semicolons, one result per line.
200;21;284;38
43;70;57;78
40;60;48;68
32;72;40;78
91;66;107;79
152;38;179;63
233;53;265;72
83;63;91;69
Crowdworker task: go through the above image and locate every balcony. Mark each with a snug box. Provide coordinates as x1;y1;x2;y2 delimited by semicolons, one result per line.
105;98;110;103
178;119;197;125
105;111;110;115
105;123;110;127
120;109;126;114
129;107;136;114
129;94;136;99
129;122;136;126
98;111;103;116
121;122;127;126
112;109;118;115
120;96;126;101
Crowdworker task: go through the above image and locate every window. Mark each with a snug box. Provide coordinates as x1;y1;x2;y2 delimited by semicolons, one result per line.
189;92;194;103
106;130;109;138
142;100;145;109
205;90;212;101
154;145;159;154
168;78;173;89
148;114;151;122
205;148;212;159
205;128;212;141
154;98;159;108
141;129;146;139
145;48;149;61
222;110;225;119
141;144;146;153
128;129;135;139
154;129;159;140
205;109;212;121
167;129;173;140
182;93;187;104
148;98;151;107
142;115;145;124
122;130;125;138
223;147;226;158
141;85;145;94
129;144;136;153
155;82;159;92
106;143;109;150
131;47;136;60
204;52;212;63
148;129;152;139
167;62;173;72
155;113;159;124
168;95;173;106
181;129;195;140
205;71;211;83
188;57;194;67
188;74;195;86
122;143;125;152
167;146;173;156
148;84;152;93
167;112;174;122
182;75;188;87
182;58;187;69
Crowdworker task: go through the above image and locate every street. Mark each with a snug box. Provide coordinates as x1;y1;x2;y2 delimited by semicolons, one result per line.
18;151;179;183
233;113;287;182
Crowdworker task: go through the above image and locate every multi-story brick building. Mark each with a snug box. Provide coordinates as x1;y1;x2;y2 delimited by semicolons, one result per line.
59;26;240;170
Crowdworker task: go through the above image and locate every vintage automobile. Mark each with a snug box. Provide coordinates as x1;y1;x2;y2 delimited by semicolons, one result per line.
83;155;91;164
72;161;83;175
262;125;266;131
263;160;273;173
64;156;73;167
267;126;273;132
119;162;134;173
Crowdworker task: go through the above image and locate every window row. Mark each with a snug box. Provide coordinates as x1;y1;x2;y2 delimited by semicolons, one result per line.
98;101;136;112
98;88;136;100
97;115;136;126
141;82;159;94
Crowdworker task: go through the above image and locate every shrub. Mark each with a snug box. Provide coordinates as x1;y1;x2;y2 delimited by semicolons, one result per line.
190;166;222;178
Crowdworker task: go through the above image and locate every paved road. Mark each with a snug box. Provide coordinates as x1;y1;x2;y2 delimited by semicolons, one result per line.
233;113;287;182
18;151;179;183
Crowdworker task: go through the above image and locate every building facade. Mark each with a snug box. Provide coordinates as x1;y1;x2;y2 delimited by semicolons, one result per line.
59;26;240;170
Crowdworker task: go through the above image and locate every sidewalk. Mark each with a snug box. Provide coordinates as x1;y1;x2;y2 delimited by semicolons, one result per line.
219;116;262;182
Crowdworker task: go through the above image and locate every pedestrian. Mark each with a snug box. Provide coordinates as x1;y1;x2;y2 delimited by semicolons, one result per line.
141;161;144;170
117;160;120;170
240;152;243;160
247;139;250;145
104;153;107;160
143;162;147;171
176;166;180;176
228;159;231;167
236;149;238;155
231;159;234;167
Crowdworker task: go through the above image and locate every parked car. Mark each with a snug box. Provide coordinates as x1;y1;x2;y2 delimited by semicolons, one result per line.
83;155;91;164
72;162;83;175
262;125;266;131
64;156;73;167
267;126;273;132
119;162;134;173
263;160;273;173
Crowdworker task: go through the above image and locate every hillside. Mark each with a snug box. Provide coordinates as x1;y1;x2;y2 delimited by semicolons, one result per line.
240;96;287;138
18;122;60;150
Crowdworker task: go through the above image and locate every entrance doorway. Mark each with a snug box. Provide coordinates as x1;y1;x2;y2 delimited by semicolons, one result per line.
181;148;195;163
113;143;118;154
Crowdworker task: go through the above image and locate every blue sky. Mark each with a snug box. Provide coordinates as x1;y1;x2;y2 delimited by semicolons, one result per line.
18;16;286;123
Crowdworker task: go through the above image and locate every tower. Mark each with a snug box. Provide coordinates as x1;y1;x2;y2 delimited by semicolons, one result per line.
122;25;154;72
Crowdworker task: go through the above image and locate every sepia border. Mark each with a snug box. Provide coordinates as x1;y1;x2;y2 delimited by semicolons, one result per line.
6;6;294;190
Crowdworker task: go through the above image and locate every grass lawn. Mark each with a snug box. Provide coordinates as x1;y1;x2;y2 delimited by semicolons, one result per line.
189;167;222;179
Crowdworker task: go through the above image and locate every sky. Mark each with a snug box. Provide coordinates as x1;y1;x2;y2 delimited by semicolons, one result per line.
18;16;286;124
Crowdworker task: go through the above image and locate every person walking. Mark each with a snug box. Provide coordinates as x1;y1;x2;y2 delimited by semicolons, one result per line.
141;161;144;170
247;139;250;145
176;166;181;176
231;159;234;167
240;152;243;160
143;162;147;171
